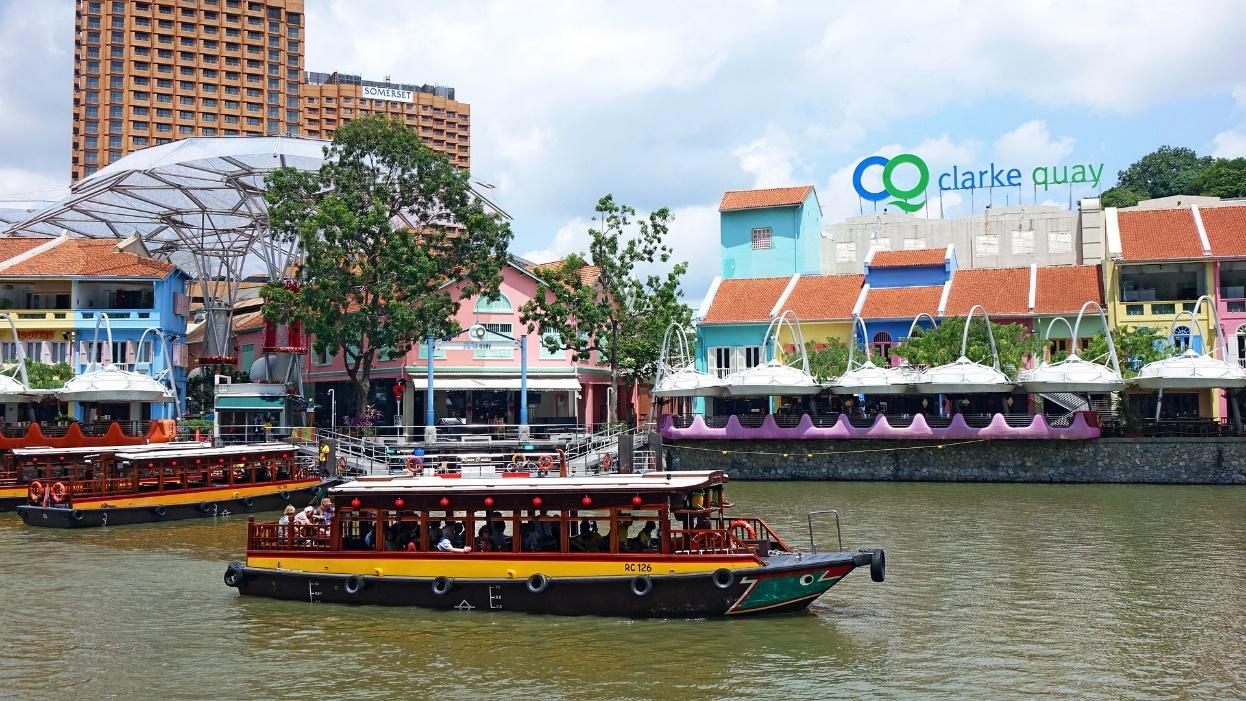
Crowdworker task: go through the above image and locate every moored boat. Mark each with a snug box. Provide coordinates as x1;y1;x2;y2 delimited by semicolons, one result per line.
224;470;886;618
16;443;329;528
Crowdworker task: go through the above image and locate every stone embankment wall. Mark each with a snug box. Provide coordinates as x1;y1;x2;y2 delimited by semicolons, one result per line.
664;438;1246;484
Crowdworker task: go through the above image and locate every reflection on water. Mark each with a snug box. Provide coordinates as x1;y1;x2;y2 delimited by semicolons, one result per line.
0;483;1243;700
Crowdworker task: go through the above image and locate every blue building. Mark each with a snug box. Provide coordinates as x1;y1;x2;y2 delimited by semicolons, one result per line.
719;185;821;279
856;246;956;361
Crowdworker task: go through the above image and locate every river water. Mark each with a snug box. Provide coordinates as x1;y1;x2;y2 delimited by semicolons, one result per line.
1;481;1243;700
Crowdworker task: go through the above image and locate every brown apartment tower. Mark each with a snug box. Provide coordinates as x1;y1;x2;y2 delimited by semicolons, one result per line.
71;1;471;182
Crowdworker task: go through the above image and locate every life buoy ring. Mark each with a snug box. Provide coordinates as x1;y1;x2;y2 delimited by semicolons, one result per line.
691;531;724;551
344;574;365;595
712;568;735;590
599;452;612;471
50;482;68;504
29;480;45;502
630;575;652;597
432;576;453;596
527;573;550;594
279;490;290;501
729;520;757;539
536;454;554;471
406;455;424;475
510;453;524;470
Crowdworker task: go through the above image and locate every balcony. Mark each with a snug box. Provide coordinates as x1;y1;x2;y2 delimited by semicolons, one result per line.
1122;301;1200;318
73;309;161;329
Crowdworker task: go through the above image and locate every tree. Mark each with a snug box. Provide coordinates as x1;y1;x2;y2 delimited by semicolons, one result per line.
892;317;1041;379
185;366;248;416
520;195;691;424
23;362;75;390
1112;145;1212;200
1192;157;1246;198
805;337;882;383
261;116;513;416
1100;185;1148;208
1070;325;1174;379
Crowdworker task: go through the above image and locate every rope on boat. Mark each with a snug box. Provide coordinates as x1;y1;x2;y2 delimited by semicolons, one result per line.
666;439;990;457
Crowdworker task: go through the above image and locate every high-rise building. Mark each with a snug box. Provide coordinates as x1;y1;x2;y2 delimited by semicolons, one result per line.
301;72;471;170
70;0;306;182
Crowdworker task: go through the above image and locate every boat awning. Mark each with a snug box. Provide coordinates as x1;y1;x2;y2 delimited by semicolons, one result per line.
425;377;582;391
215;395;286;410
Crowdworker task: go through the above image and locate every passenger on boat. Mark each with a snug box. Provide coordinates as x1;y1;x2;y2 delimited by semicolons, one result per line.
633;521;657;551
475;525;493;552
293;506;314;526
612;519;631;551
319;497;334;523
278;505;296;539
435;525;472;553
489;514;510;550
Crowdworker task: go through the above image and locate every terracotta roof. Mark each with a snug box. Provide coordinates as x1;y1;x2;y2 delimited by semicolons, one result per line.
782;274;863;321
1035;264;1103;314
859;285;944;319
719;185;815;212
943;268;1031;316
0;237;46;261
1117;209;1203;261
702;276;791;324
869;248;946;268
232;310;265;333
1199;206;1246;257
531;259;602;286
0;238;175;278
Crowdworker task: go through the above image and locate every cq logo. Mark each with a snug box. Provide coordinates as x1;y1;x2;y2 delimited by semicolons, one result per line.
852;153;929;213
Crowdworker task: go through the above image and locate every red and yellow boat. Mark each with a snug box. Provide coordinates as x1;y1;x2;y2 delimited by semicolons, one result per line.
224;470;886;618
17;443;328;528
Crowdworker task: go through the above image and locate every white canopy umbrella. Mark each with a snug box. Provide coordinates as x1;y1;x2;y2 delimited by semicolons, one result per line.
1132;303;1246;391
913;305;1013;394
828;316;925;395
652;324;725;397
56;315;178;406
1018;302;1125;393
723;310;820;396
0;313;31;402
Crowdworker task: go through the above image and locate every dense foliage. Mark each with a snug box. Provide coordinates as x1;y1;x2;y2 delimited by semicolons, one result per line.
805;337;882;383
24;362;75;390
1100;146;1245;206
261;116;512;416
892;317;1041;379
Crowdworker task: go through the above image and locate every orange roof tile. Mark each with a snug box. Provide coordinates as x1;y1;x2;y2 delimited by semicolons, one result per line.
0;237;46;261
702;276;791;324
1199;206;1246;257
1117;209;1203;261
232;310;266;333
869;248;946;268
783;274;863;321
719;185;815;212
1035;264;1103;314
860;285;943;319
531;259;602;286
0;238;175;278
943;268;1031;316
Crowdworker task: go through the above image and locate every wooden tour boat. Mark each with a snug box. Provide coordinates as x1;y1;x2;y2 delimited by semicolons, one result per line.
16;443;328;528
224;470;886;618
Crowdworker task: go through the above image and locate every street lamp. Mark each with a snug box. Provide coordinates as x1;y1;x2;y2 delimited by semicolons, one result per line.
327;388;335;431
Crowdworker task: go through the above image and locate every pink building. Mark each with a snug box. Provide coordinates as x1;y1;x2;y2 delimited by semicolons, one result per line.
300;259;624;429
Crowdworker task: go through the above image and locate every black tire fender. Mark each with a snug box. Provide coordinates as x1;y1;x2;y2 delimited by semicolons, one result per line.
279;490;290;501
432;576;453;596
224;563;245;588
71;509;85;522
241;497;255;508
526;573;549;594
870;548;886;583
344;574;365;595
152;505;167;518
630;575;653;597
712;568;734;590
199;502;213;513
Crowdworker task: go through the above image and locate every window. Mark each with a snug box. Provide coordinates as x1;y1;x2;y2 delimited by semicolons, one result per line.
1011;230;1034;255
1171;325;1193;352
868;237;891;253
474;323;514;359
974;233;999;256
474;293;512;313
751;227;772;250
539;330;565;360
312;346;332;365
240;343;255;370
708;346;762;378
872;331;893;361
1048;231;1073;254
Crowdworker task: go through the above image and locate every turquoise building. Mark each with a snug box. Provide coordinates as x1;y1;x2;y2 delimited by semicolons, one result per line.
719;185;821;279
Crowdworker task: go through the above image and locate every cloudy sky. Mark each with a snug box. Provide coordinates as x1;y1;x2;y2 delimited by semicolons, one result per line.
2;1;1245;300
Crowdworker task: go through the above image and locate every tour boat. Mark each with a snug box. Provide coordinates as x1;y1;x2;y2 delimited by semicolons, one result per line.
0;441;209;511
16;443;328;528
224;470;886;618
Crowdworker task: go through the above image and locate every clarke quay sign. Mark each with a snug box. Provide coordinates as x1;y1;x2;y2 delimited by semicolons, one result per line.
852;153;1106;213
362;84;414;104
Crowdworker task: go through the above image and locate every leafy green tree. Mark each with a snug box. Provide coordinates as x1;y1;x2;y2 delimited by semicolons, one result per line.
1100;185;1148;208
805;337;883;383
24;362;74;389
1112;145;1212;199
892;317;1041;379
261;116;513;415
520;195;691;424
1192;157;1246;198
185;367;248;415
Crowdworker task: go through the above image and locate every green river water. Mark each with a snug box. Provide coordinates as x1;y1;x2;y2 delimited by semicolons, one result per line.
0;481;1243;700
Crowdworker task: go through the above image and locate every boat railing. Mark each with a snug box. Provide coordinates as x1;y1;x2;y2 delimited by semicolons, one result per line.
711;515;795;553
247;518;333;551
669;528;755;556
19;461;310;502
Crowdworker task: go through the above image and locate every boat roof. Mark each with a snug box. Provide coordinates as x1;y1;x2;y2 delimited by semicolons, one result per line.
12;441;210;458
330;470;727;496
114;442;293;460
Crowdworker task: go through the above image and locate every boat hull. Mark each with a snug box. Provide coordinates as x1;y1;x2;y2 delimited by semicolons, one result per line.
225;551;873;618
16;481;328;528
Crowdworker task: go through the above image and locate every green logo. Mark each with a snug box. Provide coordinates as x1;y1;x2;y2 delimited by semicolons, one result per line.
852;153;930;213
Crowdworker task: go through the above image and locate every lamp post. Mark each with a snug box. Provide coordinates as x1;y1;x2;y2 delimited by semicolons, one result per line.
327;388;335;432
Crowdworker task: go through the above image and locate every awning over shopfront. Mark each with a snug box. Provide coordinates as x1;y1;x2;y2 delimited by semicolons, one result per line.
215;395;285;410
423;378;582;391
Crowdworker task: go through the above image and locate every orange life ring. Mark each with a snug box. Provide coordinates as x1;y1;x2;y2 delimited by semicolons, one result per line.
50;481;68;504
405;455;424;475
537;454;555;471
599;452;612;470
729;520;757;539
29;480;45;501
691;530;724;550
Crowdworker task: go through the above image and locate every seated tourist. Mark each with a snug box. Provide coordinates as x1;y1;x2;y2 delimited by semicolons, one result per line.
435;525;471;553
319;497;334;523
475;525;494;552
631;521;657;551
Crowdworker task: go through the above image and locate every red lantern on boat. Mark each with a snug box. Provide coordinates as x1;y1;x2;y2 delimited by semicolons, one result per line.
483;497;494;507
632;495;643;506
439;497;450;507
147;462;154;468
219;458;225;464
171;461;178;466
241;456;248;463
350;498;361;508
394;498;405;508
581;495;592;506
532;496;542;507
195;459;201;465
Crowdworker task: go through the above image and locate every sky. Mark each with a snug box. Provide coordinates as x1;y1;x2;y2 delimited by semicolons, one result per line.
1;0;1245;302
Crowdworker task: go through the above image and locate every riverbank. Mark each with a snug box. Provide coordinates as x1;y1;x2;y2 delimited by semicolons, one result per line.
665;437;1246;484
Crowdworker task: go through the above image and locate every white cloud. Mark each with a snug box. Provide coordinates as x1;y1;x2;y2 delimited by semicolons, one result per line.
520;217;592;265
993;120;1075;168
733;129;798;189
1211;127;1246;158
0;168;68;206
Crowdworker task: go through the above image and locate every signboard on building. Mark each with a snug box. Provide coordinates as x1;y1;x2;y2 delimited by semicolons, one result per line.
362;85;413;104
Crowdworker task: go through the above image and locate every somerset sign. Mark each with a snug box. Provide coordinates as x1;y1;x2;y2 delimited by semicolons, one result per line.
362;85;413;104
